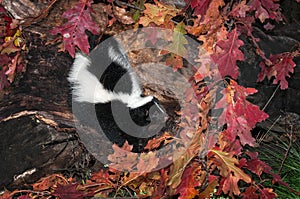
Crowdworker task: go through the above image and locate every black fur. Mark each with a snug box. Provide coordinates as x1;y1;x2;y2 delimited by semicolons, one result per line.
69;37;166;152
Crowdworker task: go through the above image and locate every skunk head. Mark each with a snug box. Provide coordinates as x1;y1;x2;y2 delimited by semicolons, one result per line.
129;97;165;126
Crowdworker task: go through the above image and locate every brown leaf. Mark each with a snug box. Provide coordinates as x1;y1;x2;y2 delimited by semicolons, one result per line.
210;149;251;183
144;132;174;150
136;151;159;172
113;6;134;24
139;1;179;26
108;142;138;171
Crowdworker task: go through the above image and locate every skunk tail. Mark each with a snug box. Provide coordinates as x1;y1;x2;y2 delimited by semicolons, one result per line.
68;53;113;104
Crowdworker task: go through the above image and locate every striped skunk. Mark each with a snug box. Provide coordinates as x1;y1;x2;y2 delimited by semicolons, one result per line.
68;37;166;152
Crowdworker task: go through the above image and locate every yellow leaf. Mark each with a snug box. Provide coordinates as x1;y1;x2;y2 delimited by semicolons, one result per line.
139;2;179;26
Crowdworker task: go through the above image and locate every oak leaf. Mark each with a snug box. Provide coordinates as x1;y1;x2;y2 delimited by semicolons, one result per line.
1;39;21;55
210;149;251;183
248;0;282;23
246;151;289;186
229;1;250;18
90;169;111;184
187;0;211;15
136;151;159;172
168;147;196;190
32;174;71;191
222;173;241;197
144;132;174;150
197;0;226;53
139;1;179;26
175;163;201;199
165;53;184;71
52;183;91;199
166;22;188;57
212;29;245;79
258;53;296;89
51;0;99;57
241;186;259;199
219;130;242;155
113;6;134;24
215;80;268;146
108;141;138;171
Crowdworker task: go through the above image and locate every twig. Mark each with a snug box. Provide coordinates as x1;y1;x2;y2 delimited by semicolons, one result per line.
278;126;293;174
262;84;280;111
257;115;281;144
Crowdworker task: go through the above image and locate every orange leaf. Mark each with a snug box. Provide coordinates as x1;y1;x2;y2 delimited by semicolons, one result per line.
32;174;69;191
222;173;241;197
175;163;201;199
144;132;174;150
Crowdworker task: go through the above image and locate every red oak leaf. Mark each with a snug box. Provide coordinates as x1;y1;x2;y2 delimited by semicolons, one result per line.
246;151;271;177
215;80;268;146
235;100;268;128
242;186;259;199
90;169;110;183
52;183;91;199
219;130;243;155
212;29;245;79
258;53;296;89
248;0;282;23
229;1;250;18
246;151;289;186
175;163;201;199
51;0;99;57
245;151;300;196
187;0;211;15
